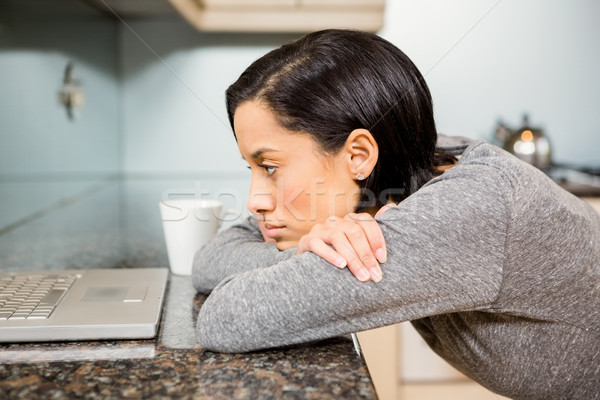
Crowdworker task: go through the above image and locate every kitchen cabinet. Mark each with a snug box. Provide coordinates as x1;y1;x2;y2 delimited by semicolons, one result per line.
357;325;399;400
83;0;385;32
358;322;466;400
86;0;385;33
582;197;600;213
84;0;179;17
167;0;385;32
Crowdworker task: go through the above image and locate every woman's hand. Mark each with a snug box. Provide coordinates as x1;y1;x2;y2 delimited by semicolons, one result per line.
296;204;395;283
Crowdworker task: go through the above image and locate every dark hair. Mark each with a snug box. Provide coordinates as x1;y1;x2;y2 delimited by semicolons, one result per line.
226;29;452;211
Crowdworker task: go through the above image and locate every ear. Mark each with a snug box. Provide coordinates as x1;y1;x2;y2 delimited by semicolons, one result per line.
342;128;379;180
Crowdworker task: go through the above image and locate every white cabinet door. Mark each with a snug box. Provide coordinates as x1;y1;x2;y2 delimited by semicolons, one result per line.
582;197;600;213
399;322;466;382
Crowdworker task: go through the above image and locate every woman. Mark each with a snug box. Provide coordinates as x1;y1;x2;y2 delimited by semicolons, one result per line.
192;29;599;399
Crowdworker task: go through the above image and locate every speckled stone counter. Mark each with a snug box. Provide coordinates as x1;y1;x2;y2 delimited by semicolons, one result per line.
0;180;377;399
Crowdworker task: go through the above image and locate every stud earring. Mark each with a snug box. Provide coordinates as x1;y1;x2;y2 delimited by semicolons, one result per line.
356;173;365;181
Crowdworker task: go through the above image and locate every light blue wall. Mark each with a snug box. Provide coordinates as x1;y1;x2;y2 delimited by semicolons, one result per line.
120;22;298;175
2;0;599;231
380;0;600;166
0;6;120;230
120;0;600;172
0;21;120;176
119;23;297;214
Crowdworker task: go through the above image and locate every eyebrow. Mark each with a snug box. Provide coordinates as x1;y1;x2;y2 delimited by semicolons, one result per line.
250;147;279;160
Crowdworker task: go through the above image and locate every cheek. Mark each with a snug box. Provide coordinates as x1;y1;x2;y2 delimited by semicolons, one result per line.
279;178;358;225
329;188;358;216
280;180;314;222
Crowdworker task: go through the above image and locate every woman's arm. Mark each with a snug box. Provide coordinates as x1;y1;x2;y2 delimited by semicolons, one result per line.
192;216;296;294
196;166;510;352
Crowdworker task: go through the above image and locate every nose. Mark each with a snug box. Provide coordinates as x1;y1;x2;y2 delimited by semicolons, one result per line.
247;176;276;216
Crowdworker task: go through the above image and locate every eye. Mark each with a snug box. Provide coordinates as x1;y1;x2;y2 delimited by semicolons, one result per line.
260;164;276;176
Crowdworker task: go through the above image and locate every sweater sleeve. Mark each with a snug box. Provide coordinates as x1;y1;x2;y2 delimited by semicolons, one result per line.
192;216;296;294
196;161;510;353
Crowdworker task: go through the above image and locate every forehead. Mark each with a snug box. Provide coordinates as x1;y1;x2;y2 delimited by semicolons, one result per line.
233;101;318;159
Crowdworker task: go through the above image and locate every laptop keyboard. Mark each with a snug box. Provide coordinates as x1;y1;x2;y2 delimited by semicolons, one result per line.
0;274;79;320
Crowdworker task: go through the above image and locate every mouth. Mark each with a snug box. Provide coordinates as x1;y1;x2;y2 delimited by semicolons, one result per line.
263;223;285;239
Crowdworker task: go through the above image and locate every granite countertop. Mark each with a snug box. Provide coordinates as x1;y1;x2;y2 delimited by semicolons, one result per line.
0;179;377;399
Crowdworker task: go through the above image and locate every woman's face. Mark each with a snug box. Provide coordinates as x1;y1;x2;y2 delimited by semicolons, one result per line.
234;100;361;250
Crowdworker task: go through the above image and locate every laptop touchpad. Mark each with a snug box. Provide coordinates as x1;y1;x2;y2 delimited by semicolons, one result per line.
82;287;128;302
82;286;148;302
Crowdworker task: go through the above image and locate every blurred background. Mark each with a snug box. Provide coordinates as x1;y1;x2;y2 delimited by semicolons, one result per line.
0;1;598;398
1;0;599;230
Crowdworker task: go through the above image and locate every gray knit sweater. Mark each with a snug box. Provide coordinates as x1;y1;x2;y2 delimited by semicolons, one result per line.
193;136;600;400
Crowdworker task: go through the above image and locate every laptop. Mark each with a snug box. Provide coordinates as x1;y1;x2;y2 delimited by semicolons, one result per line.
0;268;168;343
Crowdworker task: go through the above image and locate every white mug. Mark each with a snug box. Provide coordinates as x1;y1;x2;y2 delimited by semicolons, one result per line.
159;198;236;276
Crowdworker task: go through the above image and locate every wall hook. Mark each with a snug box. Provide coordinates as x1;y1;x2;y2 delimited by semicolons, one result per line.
58;61;85;121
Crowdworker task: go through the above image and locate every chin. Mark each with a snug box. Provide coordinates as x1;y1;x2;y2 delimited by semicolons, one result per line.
274;239;298;251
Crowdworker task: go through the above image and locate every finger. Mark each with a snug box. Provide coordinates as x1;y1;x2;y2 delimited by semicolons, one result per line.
346;213;387;264
299;223;369;281
327;221;380;283
359;218;387;264
326;229;367;278
296;223;326;256
346;224;382;282
300;236;348;269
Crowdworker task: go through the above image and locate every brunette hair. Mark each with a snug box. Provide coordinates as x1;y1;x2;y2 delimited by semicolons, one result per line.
226;29;451;211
